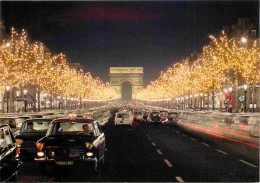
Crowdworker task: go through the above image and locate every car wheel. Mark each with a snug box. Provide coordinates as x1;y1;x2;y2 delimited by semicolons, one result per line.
38;162;47;175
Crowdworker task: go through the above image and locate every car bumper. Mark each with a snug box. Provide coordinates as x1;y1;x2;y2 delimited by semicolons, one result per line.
35;156;97;164
115;123;131;125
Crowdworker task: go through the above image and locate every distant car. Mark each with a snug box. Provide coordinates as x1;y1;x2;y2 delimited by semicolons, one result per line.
35;118;106;175
133;111;143;123
159;110;168;122
0;124;21;182
167;112;180;123
148;111;162;124
15;118;54;160
114;111;133;126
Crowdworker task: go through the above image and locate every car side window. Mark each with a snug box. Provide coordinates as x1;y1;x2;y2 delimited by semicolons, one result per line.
0;127;13;150
94;122;101;136
97;122;103;133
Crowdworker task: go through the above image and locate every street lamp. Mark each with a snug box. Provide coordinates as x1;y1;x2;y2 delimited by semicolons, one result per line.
5;86;10;113
5;42;10;47
243;84;248;113
228;87;232;93
241;37;247;45
23;89;28;112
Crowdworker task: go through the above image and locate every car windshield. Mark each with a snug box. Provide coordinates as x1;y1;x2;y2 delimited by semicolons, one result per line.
49;121;95;136
152;112;160;116
21;120;51;133
117;114;129;118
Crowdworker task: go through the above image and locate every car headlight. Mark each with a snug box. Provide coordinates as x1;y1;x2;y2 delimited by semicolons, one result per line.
86;152;93;157
37;152;45;157
85;142;93;149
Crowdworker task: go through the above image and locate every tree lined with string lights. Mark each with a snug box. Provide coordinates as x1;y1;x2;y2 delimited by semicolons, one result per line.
137;30;260;107
0;27;117;107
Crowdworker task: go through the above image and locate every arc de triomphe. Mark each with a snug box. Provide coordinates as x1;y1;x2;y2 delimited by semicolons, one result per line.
109;67;143;100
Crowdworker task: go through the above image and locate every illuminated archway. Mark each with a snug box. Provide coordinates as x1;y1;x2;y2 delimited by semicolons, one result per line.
121;81;132;101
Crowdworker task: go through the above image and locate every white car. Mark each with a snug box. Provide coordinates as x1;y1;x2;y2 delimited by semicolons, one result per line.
114;111;133;126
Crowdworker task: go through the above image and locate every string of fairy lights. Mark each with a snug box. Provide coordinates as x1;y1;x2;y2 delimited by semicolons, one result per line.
0;28;117;101
137;30;260;100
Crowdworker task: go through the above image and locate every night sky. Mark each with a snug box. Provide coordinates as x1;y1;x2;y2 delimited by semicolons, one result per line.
1;1;259;85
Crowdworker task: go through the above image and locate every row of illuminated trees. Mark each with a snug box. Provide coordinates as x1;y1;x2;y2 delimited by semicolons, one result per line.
137;30;259;111
0;28;117;112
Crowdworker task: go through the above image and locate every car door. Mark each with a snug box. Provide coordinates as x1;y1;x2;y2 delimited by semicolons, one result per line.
94;122;105;160
0;126;18;181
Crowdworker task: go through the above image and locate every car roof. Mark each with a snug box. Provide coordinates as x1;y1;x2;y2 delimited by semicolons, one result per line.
26;118;53;122
0;124;9;128
53;118;95;123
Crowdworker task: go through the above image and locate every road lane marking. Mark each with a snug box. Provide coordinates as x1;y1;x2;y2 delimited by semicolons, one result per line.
164;159;173;168
176;176;184;182
167;127;169;129
152;142;156;146
190;138;197;141
239;159;257;168
176;131;180;133
201;142;210;147
182;134;187;137
156;149;162;155
216;149;228;155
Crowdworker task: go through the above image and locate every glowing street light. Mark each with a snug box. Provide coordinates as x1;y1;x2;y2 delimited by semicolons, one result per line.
241;37;247;43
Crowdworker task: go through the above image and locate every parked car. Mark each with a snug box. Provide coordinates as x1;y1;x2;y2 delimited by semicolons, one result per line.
114;111;133;126
0;124;21;182
15;118;54;160
35;118;106;175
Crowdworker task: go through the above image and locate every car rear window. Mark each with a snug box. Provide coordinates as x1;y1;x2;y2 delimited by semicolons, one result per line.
152;112;159;116
21;120;51;133
117;114;129;118
49;122;95;136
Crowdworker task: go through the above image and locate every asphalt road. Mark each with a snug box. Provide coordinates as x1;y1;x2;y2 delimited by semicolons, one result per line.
17;119;259;182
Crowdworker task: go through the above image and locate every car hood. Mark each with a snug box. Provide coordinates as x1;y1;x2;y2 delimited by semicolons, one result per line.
16;133;46;141
39;135;95;147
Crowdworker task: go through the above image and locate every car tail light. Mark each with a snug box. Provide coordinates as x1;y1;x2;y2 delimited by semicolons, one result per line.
150;120;152;122
122;118;124;120
160;119;162;122
16;148;19;155
142;118;144;121
16;139;23;145
36;142;44;150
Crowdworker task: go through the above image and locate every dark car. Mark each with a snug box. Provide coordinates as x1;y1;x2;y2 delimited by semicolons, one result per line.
35;118;106;175
0;124;21;182
15;118;53;160
148;111;162;124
